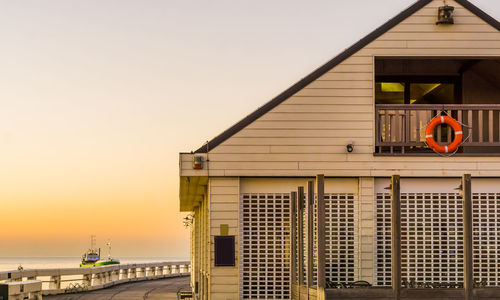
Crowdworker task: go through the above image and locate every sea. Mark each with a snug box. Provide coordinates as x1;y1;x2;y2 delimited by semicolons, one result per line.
0;256;189;272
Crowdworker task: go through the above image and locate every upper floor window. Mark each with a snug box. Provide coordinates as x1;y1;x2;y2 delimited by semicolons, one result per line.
375;76;459;105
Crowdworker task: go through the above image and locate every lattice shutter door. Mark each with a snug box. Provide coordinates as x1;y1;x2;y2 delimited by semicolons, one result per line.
240;193;291;299
297;194;356;286
472;193;500;286
325;194;356;284
376;192;500;287
241;192;356;299
375;193;464;286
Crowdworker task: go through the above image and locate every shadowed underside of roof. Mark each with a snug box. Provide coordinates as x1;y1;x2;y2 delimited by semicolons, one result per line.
194;0;500;153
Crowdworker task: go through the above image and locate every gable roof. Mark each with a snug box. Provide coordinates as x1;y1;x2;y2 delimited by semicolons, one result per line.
195;0;500;153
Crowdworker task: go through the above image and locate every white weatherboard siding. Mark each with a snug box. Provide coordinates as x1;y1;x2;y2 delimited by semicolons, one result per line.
209;177;239;300
178;0;500;179
359;177;375;283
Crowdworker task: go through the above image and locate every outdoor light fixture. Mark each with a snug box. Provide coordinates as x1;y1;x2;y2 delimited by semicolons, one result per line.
383;184;393;196
183;214;194;227
193;155;204;169
436;5;455;24
346;143;354;153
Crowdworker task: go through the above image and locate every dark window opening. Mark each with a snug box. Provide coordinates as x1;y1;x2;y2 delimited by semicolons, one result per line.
376;76;459;105
214;236;235;267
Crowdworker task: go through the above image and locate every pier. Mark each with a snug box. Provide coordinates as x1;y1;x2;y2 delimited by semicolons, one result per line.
45;276;189;300
0;261;190;299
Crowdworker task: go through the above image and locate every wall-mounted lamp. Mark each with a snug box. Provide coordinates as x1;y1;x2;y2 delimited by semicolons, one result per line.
183;214;194;227
454;183;463;195
346;142;354;153
384;184;392;195
193;155;204;169
436;5;455;25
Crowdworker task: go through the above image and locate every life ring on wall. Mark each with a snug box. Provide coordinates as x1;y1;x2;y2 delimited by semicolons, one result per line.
425;115;463;154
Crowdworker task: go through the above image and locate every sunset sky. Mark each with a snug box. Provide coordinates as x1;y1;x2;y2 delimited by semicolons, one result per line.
1;0;498;257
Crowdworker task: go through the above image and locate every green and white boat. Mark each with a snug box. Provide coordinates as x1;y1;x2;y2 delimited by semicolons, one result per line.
80;236;120;268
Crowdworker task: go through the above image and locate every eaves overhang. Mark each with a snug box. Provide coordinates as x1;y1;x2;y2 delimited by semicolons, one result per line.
179;175;208;212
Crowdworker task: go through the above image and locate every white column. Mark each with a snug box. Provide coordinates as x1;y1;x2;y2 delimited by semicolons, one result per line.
119;269;128;280
49;275;61;289
92;273;101;286
83;274;92;286
137;268;145;278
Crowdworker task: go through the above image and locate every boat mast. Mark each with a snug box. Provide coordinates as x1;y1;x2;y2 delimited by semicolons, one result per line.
107;240;112;260
90;235;96;251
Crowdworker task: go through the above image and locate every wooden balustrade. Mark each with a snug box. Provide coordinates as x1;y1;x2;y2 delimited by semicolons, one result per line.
375;104;500;155
0;261;190;296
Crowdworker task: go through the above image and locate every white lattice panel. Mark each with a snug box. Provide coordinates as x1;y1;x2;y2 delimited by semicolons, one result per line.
472;193;500;286
325;194;356;284
375;193;392;286
240;193;291;299
240;192;357;298
294;193;356;286
375;193;464;286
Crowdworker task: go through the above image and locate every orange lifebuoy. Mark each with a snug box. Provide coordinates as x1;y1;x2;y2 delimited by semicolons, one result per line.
425;115;463;154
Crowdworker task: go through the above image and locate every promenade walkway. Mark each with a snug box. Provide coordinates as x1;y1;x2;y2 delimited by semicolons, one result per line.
45;276;190;300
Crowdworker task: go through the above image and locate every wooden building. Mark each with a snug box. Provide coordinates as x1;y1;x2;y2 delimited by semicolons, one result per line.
179;0;500;299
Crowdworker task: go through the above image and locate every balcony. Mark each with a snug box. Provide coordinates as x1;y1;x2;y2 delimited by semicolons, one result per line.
375;104;500;155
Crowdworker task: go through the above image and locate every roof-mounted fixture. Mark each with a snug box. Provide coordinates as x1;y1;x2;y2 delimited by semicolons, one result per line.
436;5;455;25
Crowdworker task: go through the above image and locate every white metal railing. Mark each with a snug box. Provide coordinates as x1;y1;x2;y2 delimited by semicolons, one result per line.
0;261;190;296
0;280;42;300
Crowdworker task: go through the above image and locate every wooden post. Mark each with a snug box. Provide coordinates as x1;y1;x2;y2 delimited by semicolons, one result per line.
391;175;401;300
297;186;305;287
316;175;326;292
462;174;472;300
291;191;297;285
307;181;315;287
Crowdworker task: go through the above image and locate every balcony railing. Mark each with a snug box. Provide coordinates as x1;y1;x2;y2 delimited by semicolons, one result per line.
375;104;500;155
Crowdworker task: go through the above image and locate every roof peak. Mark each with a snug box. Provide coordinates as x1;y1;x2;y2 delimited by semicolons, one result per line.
195;0;500;153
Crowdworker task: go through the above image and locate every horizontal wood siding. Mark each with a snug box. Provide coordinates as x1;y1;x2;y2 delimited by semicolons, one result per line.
179;0;500;178
359;177;375;283
209;177;239;300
